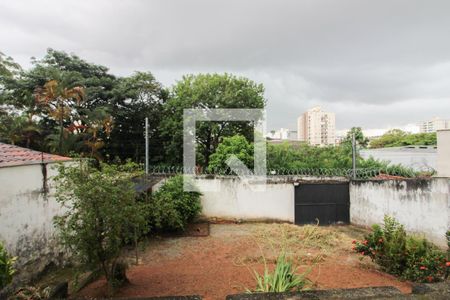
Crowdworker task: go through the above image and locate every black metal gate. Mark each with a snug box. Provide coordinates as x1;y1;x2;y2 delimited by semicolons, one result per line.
294;183;350;225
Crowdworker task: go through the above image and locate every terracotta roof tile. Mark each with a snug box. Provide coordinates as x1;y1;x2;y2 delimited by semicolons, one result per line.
0;142;71;168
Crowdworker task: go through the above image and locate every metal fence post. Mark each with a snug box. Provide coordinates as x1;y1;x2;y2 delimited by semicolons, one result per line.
352;132;356;179
145;117;149;175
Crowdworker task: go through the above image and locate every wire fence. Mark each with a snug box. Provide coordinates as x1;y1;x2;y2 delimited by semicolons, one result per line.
143;165;435;179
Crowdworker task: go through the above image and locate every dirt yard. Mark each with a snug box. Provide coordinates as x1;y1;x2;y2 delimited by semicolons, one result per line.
77;223;412;300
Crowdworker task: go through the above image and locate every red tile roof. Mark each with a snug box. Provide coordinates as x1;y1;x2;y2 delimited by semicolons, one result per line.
0;142;71;168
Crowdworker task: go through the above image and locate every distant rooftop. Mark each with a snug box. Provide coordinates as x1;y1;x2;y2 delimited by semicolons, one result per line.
0;142;71;168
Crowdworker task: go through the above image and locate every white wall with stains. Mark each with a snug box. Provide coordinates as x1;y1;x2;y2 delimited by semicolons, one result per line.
195;178;295;222
0;162;67;273
350;178;450;248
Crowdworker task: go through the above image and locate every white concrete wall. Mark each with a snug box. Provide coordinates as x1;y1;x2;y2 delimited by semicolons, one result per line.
0;162;67;271
437;129;450;177
195;178;295;222
350;178;450;247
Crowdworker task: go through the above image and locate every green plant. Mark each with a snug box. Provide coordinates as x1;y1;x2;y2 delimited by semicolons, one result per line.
353;216;448;282
150;175;202;231
249;253;310;293
53;161;150;294
0;241;15;290
208;134;254;173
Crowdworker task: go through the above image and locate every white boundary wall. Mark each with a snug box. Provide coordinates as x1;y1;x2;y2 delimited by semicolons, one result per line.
350;178;450;247
437;129;450;177
0;162;67;273
195;178;295;222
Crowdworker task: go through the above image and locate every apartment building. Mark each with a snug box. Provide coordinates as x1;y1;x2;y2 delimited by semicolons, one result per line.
419;117;449;133
297;106;336;146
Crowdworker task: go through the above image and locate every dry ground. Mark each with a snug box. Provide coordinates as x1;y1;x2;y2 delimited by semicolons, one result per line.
76;223;412;300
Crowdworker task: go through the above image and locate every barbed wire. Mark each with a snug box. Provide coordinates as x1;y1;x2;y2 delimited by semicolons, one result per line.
142;165;435;179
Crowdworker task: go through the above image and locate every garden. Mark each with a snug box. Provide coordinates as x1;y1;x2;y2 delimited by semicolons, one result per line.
1;160;449;299
0;50;446;298
74;223;414;299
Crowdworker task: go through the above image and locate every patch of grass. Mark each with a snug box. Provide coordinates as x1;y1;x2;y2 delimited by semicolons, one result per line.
252;223;352;254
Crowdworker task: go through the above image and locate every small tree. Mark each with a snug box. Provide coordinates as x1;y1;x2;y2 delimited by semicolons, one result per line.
53;161;150;293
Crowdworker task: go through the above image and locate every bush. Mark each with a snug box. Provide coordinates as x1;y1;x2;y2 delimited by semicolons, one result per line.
53;161;150;293
353;216;449;282
150;175;202;231
0;241;15;290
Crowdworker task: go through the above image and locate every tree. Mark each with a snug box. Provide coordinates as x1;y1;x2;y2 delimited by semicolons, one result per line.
369;129;436;148
0;51;21;78
34;79;85;154
0;113;40;147
106;72;167;163
0;49;118;154
53;162;150;293
208;135;254;173
0;49;168;163
35;49;117;108
342;127;369;148
160;73;265;166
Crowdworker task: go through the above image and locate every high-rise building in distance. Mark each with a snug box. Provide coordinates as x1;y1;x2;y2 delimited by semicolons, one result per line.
418;117;449;133
297;106;336;146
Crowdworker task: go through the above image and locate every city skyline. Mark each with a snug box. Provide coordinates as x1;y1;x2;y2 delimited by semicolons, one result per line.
267;109;449;139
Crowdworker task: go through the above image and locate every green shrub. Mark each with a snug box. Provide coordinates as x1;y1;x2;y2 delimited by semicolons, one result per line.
353;216;448;282
150;175;202;231
53;162;150;293
0;241;15;290
248;253;310;293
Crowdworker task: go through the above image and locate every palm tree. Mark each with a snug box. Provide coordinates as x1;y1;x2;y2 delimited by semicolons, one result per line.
34;79;85;154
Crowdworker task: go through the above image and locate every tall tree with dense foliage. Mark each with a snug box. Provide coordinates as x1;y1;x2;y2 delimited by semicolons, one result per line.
160;73;265;166
106;72;168;163
0;49;167;163
0;49;116;153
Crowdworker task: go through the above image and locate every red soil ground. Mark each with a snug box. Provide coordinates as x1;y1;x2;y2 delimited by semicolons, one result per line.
77;224;412;300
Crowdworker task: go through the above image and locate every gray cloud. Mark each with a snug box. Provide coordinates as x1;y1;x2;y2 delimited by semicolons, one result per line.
1;0;450;131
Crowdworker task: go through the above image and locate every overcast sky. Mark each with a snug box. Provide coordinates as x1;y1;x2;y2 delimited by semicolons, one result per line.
1;0;449;135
